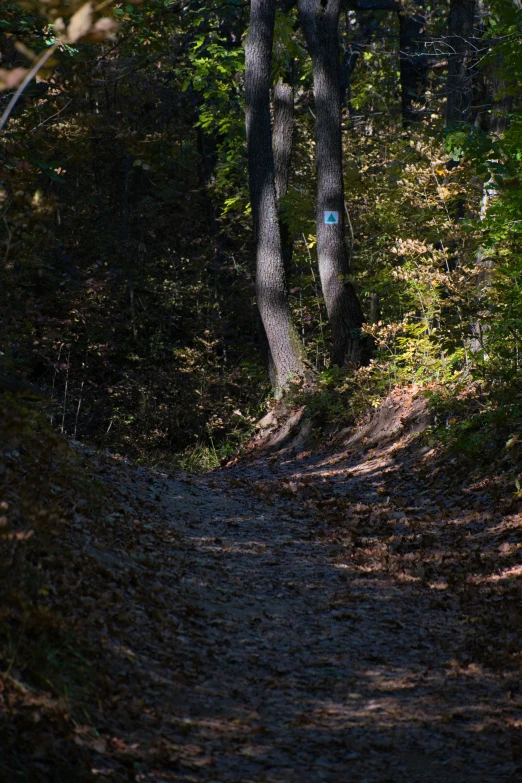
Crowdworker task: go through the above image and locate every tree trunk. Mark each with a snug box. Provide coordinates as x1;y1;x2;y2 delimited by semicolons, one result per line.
398;0;428;127
298;0;364;366
273;77;295;274
474;0;511;134
245;0;306;391
273;78;294;204
446;0;475;126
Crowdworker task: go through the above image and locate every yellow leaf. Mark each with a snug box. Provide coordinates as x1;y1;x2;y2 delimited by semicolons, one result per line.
67;2;94;44
437;186;452;201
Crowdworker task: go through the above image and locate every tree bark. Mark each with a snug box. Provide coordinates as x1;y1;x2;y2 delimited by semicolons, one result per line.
474;0;511;134
245;0;306;391
273;77;295;274
298;0;364;366
446;0;475;126
273;78;294;204
398;0;428;127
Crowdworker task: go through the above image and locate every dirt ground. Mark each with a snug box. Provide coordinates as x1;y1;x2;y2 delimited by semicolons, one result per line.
3;389;522;781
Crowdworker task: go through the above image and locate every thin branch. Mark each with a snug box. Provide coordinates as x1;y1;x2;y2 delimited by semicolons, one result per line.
30;99;72;132
0;44;58;132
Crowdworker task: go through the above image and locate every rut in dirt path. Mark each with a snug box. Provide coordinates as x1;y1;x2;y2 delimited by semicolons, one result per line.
117;459;522;783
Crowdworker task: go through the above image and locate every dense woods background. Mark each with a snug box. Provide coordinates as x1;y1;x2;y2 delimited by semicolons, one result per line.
2;0;522;465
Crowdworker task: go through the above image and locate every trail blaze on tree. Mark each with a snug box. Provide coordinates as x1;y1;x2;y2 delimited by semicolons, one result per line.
298;0;365;367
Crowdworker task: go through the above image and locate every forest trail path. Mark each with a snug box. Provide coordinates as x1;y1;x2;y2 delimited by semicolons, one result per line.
87;437;522;783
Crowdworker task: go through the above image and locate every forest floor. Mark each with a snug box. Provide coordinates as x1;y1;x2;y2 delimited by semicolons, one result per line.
3;388;522;782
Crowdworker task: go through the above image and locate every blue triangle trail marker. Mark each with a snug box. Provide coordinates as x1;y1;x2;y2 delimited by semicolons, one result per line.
324;210;339;225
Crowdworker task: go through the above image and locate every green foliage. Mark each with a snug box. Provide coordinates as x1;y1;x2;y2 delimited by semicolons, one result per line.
292;362;387;434
2;0;522;461
458;116;522;382
444;126;499;167
424;381;522;463
176;441;221;473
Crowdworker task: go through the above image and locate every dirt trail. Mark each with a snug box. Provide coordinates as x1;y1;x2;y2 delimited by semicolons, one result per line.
6;395;522;782
82;434;522;783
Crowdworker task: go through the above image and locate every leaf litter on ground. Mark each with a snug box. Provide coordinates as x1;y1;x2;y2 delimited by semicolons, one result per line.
2;387;522;781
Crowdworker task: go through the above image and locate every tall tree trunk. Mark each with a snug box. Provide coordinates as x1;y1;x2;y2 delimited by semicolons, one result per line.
398;0;428;127
273;78;294;204
446;0;475;126
245;0;306;391
298;0;364;366
474;0;511;134
273;76;295;274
